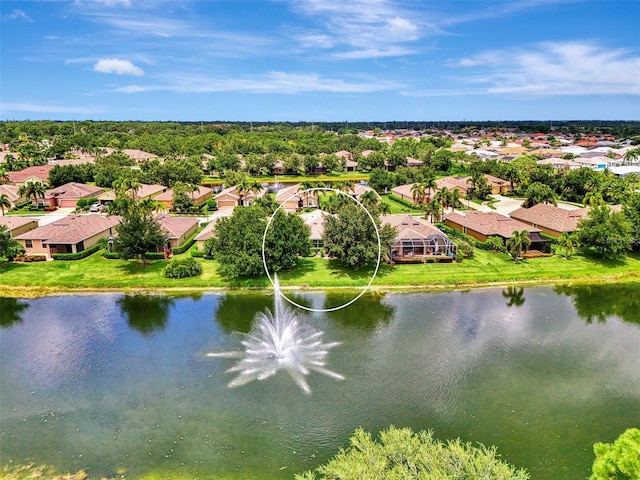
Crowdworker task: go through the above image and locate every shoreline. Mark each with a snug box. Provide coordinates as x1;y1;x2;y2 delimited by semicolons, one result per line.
3;274;639;298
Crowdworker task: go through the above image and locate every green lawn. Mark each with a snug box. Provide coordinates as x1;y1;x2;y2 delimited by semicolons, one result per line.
2;248;639;297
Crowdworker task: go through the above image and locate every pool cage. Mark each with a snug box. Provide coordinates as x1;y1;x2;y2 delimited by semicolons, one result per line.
390;234;457;260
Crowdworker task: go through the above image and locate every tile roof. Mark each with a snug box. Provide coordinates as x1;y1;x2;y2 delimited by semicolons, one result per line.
156;214;199;239
0;184;24;202
0;216;38;232
381;214;444;239
7;165;54;184
300;209;332;240
15;214;120;244
445;211;540;238
46;182;104;199
509;204;589;233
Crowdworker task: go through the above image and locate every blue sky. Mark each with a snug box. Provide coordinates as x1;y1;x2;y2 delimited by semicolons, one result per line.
1;0;639;121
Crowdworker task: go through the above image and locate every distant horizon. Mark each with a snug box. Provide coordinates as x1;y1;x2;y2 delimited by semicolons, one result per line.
1;1;638;121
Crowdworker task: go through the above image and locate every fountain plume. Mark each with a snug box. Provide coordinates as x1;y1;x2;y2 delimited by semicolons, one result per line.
208;275;343;394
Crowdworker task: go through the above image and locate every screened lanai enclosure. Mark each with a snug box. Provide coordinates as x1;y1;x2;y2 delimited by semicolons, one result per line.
390;234;457;263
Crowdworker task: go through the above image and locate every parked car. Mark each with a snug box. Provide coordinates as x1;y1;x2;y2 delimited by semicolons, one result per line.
89;203;104;212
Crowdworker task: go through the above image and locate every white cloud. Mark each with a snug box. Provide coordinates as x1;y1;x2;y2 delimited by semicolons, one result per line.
3;9;33;22
446;41;640;96
113;71;402;94
0;102;103;115
289;0;426;59
94;58;144;76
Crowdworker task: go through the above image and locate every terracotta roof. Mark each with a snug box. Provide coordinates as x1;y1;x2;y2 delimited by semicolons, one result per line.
49;157;96;166
334;150;352;158
154;185;213;202
381;214;444;239
136;184;167;199
46;182;104;200
7;165;54;184
0;184;24;202
0;216;38;233
104;148;158;160
435;177;469;193
215;184;266;201
156;214;198;239
15;214;120;244
445;211;540;238
300;209;332;240
509;204;589;233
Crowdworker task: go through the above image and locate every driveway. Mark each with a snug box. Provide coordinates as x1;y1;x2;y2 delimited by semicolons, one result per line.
37;207;77;226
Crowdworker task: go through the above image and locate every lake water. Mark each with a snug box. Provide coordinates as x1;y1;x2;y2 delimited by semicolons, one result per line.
1;285;639;479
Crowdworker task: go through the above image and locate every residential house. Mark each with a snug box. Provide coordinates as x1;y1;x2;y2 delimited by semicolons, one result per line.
103;148;158;163
275;184;319;212
0;184;28;209
154;185;213;211
509;204;589;238
215;184;267;208
300;209;331;248
382;214;456;262
6;165;54;186
194;210;234;250
537;157;581;170
14;214;120;259
44;182;105;208
96;183;168;205
444;211;548;248
0;216;39;237
156;214;199;249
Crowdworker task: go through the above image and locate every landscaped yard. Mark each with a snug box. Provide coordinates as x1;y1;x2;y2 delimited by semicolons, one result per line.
379;194;424;214
1;248;639;297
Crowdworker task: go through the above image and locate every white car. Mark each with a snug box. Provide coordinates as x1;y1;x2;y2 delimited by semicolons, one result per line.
89;203;103;212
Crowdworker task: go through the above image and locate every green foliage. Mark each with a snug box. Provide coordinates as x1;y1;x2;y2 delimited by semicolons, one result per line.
206;198;217;210
323;203;396;268
388;194;416;209
522;181;558;207
163;257;202;278
263;210;310;272
590;428;640;480
623;193;640;247
577;206;633;259
208;206;268;278
455;238;474;258
0;224;24;261
190;248;205;258
296;426;529;480
485;235;507;253
506;230;531;262
112;205;167;265
51;244;101;260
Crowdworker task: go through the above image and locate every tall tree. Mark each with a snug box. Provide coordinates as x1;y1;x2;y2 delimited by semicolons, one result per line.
556;232;579;259
0;193;11;215
506;230;531;262
113;204;167;266
577;205;632;259
0;225;24;261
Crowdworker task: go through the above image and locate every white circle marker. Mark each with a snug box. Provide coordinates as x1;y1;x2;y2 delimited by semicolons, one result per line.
262;187;381;313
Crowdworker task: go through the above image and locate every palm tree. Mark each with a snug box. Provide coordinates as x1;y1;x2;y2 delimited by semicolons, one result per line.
623;147;640;165
360;190;380;212
0;193;11;215
422;177;437;202
556;232;579;259
583;190;605;207
449;188;463;212
435;187;451;216
423;200;442;223
139;198;165;215
0;167;9;185
410;182;425;205
506;230;531;263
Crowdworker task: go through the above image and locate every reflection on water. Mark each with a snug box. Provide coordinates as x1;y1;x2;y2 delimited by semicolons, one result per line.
502;286;526;307
554;283;640;325
0;297;29;328
0;287;639;480
117;294;174;334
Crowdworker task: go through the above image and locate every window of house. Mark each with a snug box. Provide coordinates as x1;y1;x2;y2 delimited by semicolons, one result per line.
25;240;33;248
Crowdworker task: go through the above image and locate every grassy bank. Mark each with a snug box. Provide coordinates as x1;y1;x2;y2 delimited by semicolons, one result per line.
1;248;640;298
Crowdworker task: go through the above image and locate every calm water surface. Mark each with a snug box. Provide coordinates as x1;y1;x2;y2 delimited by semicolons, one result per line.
1;285;639;479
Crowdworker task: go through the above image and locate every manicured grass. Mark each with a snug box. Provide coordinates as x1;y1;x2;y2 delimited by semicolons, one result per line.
2;248;639;297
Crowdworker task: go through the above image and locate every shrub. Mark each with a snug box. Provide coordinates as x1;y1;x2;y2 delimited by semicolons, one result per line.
52;244;101;260
191;249;205;258
388;194;417;209
103;251;166;260
456;239;474;258
15;254;47;262
590;428;640;480
206;199;217;210
163;257;203;278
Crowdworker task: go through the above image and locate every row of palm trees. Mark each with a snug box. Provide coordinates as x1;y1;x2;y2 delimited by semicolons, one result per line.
420;186;464;223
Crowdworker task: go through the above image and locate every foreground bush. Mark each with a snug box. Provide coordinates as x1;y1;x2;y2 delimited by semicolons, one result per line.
0;464;86;480
163;257;202;278
590;427;640;480
296;426;529;480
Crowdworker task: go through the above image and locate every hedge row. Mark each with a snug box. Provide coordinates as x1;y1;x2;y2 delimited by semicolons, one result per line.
52;244;102;260
170;230;200;255
388;194;419;209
